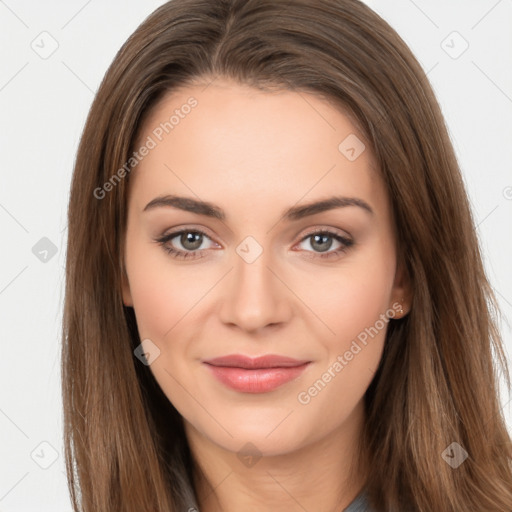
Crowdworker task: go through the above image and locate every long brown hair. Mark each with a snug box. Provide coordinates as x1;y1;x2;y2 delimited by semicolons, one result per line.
62;0;512;510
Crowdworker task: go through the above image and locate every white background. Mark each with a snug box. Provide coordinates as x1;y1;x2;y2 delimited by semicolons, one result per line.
0;1;511;510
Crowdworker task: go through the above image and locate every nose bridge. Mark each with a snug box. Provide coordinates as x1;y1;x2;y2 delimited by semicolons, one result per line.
219;235;291;332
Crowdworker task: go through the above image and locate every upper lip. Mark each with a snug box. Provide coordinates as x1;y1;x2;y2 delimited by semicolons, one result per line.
203;354;311;369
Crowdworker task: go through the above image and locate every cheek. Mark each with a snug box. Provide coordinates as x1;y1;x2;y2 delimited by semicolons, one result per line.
296;238;396;391
299;241;396;345
292;265;393;418
125;236;206;340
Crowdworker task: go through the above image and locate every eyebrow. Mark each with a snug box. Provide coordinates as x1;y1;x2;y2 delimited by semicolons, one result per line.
143;194;374;221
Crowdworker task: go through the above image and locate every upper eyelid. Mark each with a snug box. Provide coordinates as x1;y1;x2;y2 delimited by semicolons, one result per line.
159;227;219;247
296;226;352;240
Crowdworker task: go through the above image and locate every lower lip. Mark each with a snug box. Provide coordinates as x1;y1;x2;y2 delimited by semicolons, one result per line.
204;363;311;393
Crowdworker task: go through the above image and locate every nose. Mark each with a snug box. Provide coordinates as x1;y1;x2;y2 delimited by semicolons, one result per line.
218;247;293;334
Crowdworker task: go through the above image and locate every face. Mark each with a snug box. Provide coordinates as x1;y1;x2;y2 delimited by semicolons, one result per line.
121;78;409;457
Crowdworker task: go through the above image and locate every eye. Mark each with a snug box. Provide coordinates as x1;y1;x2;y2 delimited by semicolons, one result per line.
154;227;354;261
154;229;218;260
294;229;354;260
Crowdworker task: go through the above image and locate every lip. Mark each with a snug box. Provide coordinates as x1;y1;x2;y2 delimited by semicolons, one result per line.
203;354;311;369
202;354;311;393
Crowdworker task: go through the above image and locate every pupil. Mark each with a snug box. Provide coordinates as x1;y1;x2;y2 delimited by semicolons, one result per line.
312;234;332;252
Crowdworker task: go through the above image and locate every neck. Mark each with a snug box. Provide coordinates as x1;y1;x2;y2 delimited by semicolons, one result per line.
185;401;368;512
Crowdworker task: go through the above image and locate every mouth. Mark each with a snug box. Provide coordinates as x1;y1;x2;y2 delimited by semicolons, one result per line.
202;354;311;393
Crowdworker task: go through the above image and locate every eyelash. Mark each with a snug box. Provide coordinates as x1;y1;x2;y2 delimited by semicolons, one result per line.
154;227;354;261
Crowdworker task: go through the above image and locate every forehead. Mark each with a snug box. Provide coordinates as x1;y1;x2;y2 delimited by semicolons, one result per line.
129;78;385;219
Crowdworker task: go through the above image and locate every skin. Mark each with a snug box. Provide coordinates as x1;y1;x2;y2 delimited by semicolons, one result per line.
121;77;410;512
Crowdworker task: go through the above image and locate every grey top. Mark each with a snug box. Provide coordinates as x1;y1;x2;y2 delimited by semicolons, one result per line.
344;488;375;512
182;484;375;512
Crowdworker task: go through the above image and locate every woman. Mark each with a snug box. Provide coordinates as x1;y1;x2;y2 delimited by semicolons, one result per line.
61;0;512;510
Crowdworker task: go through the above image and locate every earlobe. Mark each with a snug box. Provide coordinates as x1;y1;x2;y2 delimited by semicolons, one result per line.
390;258;412;318
391;295;410;319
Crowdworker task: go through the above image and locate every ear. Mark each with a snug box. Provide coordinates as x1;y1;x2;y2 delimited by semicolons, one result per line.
120;259;133;307
389;256;412;318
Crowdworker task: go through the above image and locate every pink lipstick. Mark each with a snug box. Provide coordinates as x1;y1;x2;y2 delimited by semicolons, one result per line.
202;354;311;393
